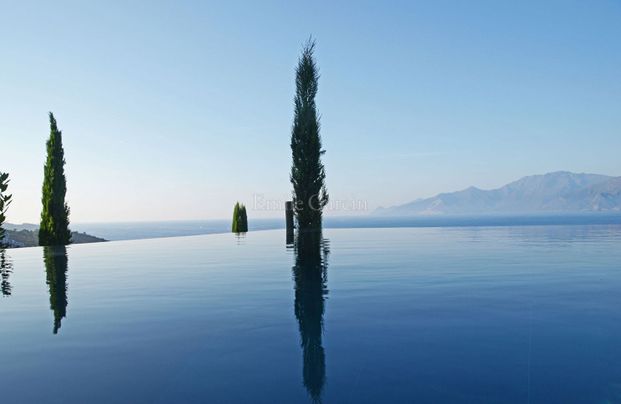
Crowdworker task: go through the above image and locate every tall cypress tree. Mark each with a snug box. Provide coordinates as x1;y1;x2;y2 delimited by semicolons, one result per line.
39;112;71;246
290;39;328;232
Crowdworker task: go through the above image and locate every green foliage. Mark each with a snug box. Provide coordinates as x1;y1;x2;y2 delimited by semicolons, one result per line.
231;202;248;233
0;172;12;245
232;202;240;232
290;38;328;231
39;113;71;246
239;205;248;232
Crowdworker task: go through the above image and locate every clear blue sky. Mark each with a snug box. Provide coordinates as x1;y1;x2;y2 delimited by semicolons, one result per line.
2;0;620;223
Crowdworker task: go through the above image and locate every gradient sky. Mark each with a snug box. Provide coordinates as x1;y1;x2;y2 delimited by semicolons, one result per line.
2;0;620;223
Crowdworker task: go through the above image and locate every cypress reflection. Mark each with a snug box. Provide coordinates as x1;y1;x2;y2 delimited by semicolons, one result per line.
44;246;68;334
292;231;330;402
0;249;12;297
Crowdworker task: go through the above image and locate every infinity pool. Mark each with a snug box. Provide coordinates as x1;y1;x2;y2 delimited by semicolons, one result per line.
1;226;621;403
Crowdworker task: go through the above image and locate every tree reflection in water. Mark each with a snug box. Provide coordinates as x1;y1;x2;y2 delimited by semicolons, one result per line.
44;246;68;334
292;231;330;403
0;249;12;297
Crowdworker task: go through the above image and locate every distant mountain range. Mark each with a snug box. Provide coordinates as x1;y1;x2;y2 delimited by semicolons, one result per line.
375;172;621;216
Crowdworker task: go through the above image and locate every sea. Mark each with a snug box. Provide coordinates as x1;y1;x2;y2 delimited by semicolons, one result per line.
70;213;621;241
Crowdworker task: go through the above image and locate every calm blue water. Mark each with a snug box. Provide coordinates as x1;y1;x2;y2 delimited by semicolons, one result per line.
71;213;621;241
1;225;621;403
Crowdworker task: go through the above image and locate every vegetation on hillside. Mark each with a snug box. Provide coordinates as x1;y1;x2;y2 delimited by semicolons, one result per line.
5;228;105;248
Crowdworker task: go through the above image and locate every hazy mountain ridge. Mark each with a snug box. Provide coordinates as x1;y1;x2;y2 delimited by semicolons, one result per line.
375;172;621;216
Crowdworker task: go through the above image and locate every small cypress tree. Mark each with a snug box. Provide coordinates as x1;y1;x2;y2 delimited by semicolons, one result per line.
239;204;248;232
39;112;71;246
232;202;240;232
232;202;248;233
290;38;328;232
0;172;12;246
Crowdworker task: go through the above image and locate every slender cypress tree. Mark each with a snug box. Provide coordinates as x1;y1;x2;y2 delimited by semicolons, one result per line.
39;113;71;246
290;39;328;232
239;205;248;232
232;202;240;232
0;172;12;246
